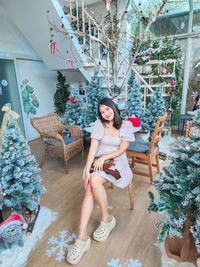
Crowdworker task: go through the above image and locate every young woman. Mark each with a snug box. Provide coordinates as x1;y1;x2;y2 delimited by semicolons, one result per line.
66;98;135;265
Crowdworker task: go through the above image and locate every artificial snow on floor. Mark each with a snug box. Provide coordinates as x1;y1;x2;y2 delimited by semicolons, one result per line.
159;136;176;157
0;206;57;267
156;241;196;267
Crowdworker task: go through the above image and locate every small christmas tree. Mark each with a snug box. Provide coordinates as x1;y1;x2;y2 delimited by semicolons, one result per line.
0;104;46;211
54;71;70;115
86;70;106;125
148;108;200;253
141;85;166;138
63;86;86;129
123;75;143;118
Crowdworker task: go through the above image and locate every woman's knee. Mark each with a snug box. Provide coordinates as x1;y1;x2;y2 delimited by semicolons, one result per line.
90;175;103;188
85;182;94;197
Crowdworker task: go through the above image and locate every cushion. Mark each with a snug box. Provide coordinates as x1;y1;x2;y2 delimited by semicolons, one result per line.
128;118;141;127
63;137;77;144
45;137;77;146
45;139;54;145
127;141;157;155
63;128;71;138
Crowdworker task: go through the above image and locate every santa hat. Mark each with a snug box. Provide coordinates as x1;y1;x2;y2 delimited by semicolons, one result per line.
0;214;23;237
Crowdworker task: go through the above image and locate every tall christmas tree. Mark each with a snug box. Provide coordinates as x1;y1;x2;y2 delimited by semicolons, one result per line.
63;86;86;129
123;75;143;118
148;108;200;253
141;85;166;139
54;71;70;115
0;104;46;211
86;70;106;125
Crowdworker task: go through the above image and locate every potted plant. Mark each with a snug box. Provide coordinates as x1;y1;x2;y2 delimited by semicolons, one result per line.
148;109;200;263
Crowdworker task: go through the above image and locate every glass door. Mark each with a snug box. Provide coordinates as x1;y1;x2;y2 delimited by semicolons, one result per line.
0;58;25;136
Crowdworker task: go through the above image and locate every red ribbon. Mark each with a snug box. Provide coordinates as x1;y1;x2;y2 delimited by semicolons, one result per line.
67;60;73;72
50;42;56;55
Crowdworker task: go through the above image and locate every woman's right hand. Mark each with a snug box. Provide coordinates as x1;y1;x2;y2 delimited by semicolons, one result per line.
84;171;90;190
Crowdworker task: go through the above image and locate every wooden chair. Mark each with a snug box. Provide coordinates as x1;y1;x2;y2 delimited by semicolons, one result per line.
30;113;84;174
126;113;167;184
103;161;134;210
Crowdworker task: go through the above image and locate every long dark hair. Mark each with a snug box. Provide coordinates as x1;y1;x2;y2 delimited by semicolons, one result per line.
98;98;123;129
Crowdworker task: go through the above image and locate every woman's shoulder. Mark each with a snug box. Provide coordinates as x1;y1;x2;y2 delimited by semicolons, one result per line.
120;120;132;129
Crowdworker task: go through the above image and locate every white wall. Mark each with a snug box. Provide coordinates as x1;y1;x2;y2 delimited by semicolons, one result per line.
0;6;57;141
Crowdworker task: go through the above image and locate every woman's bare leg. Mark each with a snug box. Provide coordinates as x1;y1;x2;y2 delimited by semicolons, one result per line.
78;182;94;241
90;175;110;222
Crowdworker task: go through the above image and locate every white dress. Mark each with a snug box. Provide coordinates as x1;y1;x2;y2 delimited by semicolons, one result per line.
82;120;135;189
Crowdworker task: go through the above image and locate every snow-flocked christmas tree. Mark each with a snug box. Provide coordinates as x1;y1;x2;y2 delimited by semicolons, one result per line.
0;104;46;211
148;107;200;253
141;85;166;139
123;75;143;118
86;70;106;125
63;86;86;129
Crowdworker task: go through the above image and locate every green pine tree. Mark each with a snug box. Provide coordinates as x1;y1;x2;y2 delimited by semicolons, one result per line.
141;85;166;139
86;70;106;125
123;75;143;118
0;104;46;211
54;71;70;115
148;108;200;253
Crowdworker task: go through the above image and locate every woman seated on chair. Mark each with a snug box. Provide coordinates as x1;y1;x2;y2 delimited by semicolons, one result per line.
66;98;135;265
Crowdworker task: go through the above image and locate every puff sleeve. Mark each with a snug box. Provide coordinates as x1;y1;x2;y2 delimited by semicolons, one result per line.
90;119;104;140
120;121;135;142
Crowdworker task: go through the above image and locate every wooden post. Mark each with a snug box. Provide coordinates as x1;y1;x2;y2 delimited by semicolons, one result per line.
0;210;3;223
181;0;193;114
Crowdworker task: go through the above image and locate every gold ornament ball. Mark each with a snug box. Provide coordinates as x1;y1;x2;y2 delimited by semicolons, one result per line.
19;172;23;176
22;143;25;147
3;155;6;159
32;196;35;199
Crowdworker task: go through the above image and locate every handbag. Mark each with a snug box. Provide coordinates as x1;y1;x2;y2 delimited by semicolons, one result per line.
90;158;121;180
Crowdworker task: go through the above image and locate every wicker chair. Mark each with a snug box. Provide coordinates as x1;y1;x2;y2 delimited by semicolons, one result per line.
30;113;84;173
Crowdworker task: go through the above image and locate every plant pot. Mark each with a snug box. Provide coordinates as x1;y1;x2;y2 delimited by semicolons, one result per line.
134;131;150;141
164;220;200;262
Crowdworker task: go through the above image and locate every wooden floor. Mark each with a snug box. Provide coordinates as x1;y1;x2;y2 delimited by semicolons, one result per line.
25;138;172;267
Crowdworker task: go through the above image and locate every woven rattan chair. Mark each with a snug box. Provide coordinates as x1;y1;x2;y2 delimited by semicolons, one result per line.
30;113;84;174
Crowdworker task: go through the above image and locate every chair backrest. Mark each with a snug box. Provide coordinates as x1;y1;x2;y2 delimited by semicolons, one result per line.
149;112;167;152
30;113;62;136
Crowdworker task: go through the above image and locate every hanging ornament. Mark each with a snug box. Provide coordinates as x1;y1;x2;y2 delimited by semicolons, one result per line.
1;80;8;87
69;97;75;103
32;196;35;200
19;172;23;176
2;155;6;159
149;52;153;58
170;79;176;90
22;143;25;148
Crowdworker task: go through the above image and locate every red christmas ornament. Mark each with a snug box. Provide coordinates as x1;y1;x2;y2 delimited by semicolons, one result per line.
170;79;176;90
69;97;75;103
149;52;153;58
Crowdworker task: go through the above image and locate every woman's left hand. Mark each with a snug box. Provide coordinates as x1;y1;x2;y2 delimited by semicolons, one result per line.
93;156;105;172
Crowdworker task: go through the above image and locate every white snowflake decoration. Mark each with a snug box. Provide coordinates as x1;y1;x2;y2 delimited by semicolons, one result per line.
46;230;77;262
127;258;142;267
97;204;113;210
107;258;142;267
107;258;122;267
